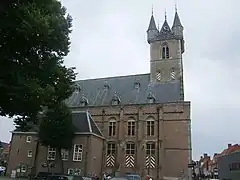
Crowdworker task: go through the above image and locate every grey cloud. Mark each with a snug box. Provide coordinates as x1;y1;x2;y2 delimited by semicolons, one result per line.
1;0;239;160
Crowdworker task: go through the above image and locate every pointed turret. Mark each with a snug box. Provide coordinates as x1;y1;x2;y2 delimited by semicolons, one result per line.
171;8;184;53
172;10;184;39
147;14;159;44
158;13;175;41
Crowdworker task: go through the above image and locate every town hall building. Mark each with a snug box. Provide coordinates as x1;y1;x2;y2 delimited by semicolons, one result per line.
7;9;192;180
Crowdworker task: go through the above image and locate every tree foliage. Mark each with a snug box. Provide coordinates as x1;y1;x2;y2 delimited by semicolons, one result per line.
0;0;76;130
38;103;74;150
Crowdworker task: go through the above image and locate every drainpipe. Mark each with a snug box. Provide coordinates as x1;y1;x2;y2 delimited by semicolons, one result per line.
156;107;160;180
101;109;105;175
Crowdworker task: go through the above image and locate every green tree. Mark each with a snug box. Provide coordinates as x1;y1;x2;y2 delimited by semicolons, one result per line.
0;0;76;129
38;102;75;173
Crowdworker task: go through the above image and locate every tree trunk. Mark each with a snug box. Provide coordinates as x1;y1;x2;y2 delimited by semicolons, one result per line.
57;148;64;174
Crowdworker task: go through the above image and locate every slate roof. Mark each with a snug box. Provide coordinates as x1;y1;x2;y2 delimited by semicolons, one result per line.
158;20;176;41
147;15;158;31
66;73;181;107
172;11;183;27
72;111;103;138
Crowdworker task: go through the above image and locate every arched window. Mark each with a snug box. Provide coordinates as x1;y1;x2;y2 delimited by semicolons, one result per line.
127;118;135;136
146;117;155;136
162;47;166;59
162;45;170;59
108;118;116;137
170;68;176;80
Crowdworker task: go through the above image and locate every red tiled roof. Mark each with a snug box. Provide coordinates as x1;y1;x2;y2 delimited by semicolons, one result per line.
220;144;240;156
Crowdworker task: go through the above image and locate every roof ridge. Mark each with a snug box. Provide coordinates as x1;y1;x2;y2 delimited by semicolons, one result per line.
75;73;150;82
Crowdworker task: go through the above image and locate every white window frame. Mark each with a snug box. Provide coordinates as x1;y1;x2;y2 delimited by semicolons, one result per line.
47;146;56;160
28;150;33;158
146;142;155;156
146;118;155;136
68;168;74;175
68;168;81;175
61;149;69;161
26;136;32;143
107;143;116;155
73;144;83;162
126;143;135;155
127;119;135;136
21;165;27;173
108;119;116;137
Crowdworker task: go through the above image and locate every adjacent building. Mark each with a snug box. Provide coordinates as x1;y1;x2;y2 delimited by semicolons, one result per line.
0;141;10;165
218;151;240;180
7;111;104;177
7;8;192;180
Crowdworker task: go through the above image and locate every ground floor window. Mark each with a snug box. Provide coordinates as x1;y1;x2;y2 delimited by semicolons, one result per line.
106;142;116;167
125;142;135;168
67;168;81;175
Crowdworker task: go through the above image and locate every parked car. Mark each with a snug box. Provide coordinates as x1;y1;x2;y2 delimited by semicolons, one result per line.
47;175;84;180
126;174;141;180
110;177;128;180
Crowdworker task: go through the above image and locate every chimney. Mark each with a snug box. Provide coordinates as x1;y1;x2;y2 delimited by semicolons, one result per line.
204;153;208;158
214;153;218;157
228;144;232;148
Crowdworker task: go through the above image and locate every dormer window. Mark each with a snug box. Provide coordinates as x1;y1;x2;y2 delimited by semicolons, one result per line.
75;84;81;93
111;92;121;105
104;81;110;90
134;81;140;89
147;91;156;104
80;95;88;107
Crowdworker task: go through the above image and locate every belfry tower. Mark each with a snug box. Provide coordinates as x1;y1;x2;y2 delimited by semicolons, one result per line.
147;8;185;100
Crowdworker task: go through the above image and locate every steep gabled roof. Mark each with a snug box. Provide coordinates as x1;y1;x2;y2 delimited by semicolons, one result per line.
72;111;103;138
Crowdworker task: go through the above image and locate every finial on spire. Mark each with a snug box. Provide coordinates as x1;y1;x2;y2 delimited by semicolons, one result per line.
151;4;154;15
164;8;167;20
175;0;178;12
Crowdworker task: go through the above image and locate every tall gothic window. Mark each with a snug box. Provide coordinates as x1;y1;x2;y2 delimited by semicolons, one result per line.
108;119;116;137
146;118;155;136
162;46;169;59
127;119;135;136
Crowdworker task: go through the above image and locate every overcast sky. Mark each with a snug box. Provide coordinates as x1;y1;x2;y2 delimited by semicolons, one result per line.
0;0;239;160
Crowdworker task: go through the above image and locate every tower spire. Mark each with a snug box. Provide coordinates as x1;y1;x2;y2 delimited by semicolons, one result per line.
151;4;154;15
175;0;178;12
164;8;167;20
